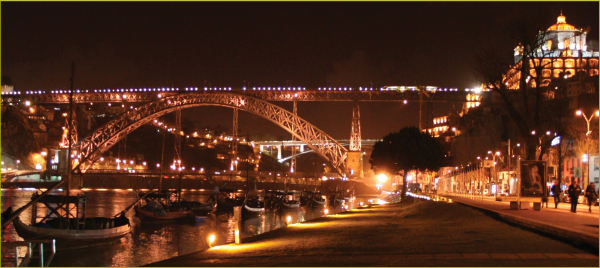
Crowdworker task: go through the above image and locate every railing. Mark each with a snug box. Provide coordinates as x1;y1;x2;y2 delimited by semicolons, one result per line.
1;239;55;267
83;169;341;178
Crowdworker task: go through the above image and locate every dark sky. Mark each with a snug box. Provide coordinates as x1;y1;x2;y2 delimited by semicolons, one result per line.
2;2;598;140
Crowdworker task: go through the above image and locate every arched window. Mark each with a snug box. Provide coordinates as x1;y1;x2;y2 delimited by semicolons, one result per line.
553;59;563;68
547;40;552;50
542;69;551;78
541;59;551;67
565;59;575;68
553;69;562;78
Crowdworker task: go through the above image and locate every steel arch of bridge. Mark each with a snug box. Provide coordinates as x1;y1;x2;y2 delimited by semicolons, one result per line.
73;93;347;175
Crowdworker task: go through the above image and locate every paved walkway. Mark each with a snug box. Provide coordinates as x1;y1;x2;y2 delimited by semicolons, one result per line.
148;199;598;266
438;193;599;250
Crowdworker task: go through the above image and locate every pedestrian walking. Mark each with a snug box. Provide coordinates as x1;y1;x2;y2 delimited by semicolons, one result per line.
551;181;561;209
568;179;582;213
584;182;598;213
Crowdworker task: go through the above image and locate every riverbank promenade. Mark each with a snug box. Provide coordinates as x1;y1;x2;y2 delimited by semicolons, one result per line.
148;198;598;267
439;193;599;251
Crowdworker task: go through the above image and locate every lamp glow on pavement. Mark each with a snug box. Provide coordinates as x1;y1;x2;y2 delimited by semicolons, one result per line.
208;234;216;246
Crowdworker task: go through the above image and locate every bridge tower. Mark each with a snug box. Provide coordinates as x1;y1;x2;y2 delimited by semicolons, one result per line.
346;101;363;178
59;109;77;149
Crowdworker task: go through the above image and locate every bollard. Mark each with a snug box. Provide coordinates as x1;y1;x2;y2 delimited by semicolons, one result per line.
233;206;242;244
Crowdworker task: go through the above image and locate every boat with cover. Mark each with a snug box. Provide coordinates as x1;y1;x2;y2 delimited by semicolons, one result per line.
328;190;346;207
300;190;314;207
311;191;327;209
264;190;282;211
213;188;245;213
242;191;265;218
12;193;130;248
277;192;301;211
135;190;212;222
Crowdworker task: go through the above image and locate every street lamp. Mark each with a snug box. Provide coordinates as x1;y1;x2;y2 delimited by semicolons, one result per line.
576;109;599;136
576;109;599;187
508;142;520;194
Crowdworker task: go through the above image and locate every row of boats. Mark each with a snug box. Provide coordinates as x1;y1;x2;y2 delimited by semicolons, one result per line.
1;188;352;249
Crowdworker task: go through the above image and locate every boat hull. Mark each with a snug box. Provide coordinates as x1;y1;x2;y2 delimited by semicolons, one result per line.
280;201;300;211
242;204;265;218
310;199;326;208
135;206;191;222
13;217;130;248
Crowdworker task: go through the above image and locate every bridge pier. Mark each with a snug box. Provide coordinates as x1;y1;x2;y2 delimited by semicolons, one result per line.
277;145;282;160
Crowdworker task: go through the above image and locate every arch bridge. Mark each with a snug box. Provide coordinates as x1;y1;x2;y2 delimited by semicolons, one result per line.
72;93;348;175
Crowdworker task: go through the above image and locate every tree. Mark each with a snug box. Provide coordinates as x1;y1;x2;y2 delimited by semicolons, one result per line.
1;106;40;166
473;7;565;162
369;127;446;201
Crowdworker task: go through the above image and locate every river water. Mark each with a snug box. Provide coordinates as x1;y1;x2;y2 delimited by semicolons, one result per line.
1;188;371;267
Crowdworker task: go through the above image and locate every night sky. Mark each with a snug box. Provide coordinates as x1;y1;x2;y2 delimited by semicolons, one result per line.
2;2;598;140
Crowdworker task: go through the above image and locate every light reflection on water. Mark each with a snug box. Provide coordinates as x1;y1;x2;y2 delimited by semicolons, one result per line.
1;189;369;267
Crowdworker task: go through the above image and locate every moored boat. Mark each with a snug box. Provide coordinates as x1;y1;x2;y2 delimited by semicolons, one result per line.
242;194;265;218
215;189;245;213
12;193;130;248
12;215;130;247
134;191;195;222
300;190;314;207
134;205;192;222
328;188;347;208
278;192;300;211
310;191;327;209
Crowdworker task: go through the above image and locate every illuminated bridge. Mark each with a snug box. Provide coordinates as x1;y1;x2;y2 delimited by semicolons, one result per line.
1;86;489;177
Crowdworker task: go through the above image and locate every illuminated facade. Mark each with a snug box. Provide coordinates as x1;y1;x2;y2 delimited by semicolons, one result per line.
427;116;449;137
506;13;599;89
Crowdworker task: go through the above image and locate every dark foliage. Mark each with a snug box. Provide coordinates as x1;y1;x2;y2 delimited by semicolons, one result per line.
370;127;446;200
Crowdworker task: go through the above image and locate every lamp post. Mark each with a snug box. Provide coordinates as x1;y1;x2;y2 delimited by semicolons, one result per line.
509;142;521;194
477;156;482;202
576;110;599;187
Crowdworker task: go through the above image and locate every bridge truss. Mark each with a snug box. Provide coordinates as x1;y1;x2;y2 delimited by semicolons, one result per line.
72;93;348;175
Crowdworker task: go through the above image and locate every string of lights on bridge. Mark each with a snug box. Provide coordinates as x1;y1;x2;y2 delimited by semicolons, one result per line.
1;85;485;96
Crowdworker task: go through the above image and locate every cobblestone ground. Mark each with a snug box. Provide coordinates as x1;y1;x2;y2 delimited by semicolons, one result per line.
148;200;599;266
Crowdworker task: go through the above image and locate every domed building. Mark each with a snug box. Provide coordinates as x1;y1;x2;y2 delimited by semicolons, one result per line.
507;13;599;89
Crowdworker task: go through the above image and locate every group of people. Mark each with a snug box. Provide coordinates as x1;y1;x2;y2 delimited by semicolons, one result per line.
551;180;598;213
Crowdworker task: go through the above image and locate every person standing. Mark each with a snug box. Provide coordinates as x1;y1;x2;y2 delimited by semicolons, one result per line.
568;179;582;213
584;182;598;213
551;181;562;209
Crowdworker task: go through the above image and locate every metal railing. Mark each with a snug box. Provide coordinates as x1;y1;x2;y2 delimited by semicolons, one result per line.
1;239;55;267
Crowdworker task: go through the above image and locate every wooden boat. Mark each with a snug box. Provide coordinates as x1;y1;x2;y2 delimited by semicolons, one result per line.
12;216;130;245
134;190;213;222
278;192;300;211
214;189;245;213
242;195;265;218
188;201;215;216
134;205;191;222
300;190;314;207
264;190;282;211
310;191;327;209
328;191;346;207
12;194;130;248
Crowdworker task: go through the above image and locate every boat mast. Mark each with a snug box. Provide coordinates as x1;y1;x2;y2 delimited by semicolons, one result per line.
66;61;75;197
159;119;165;192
